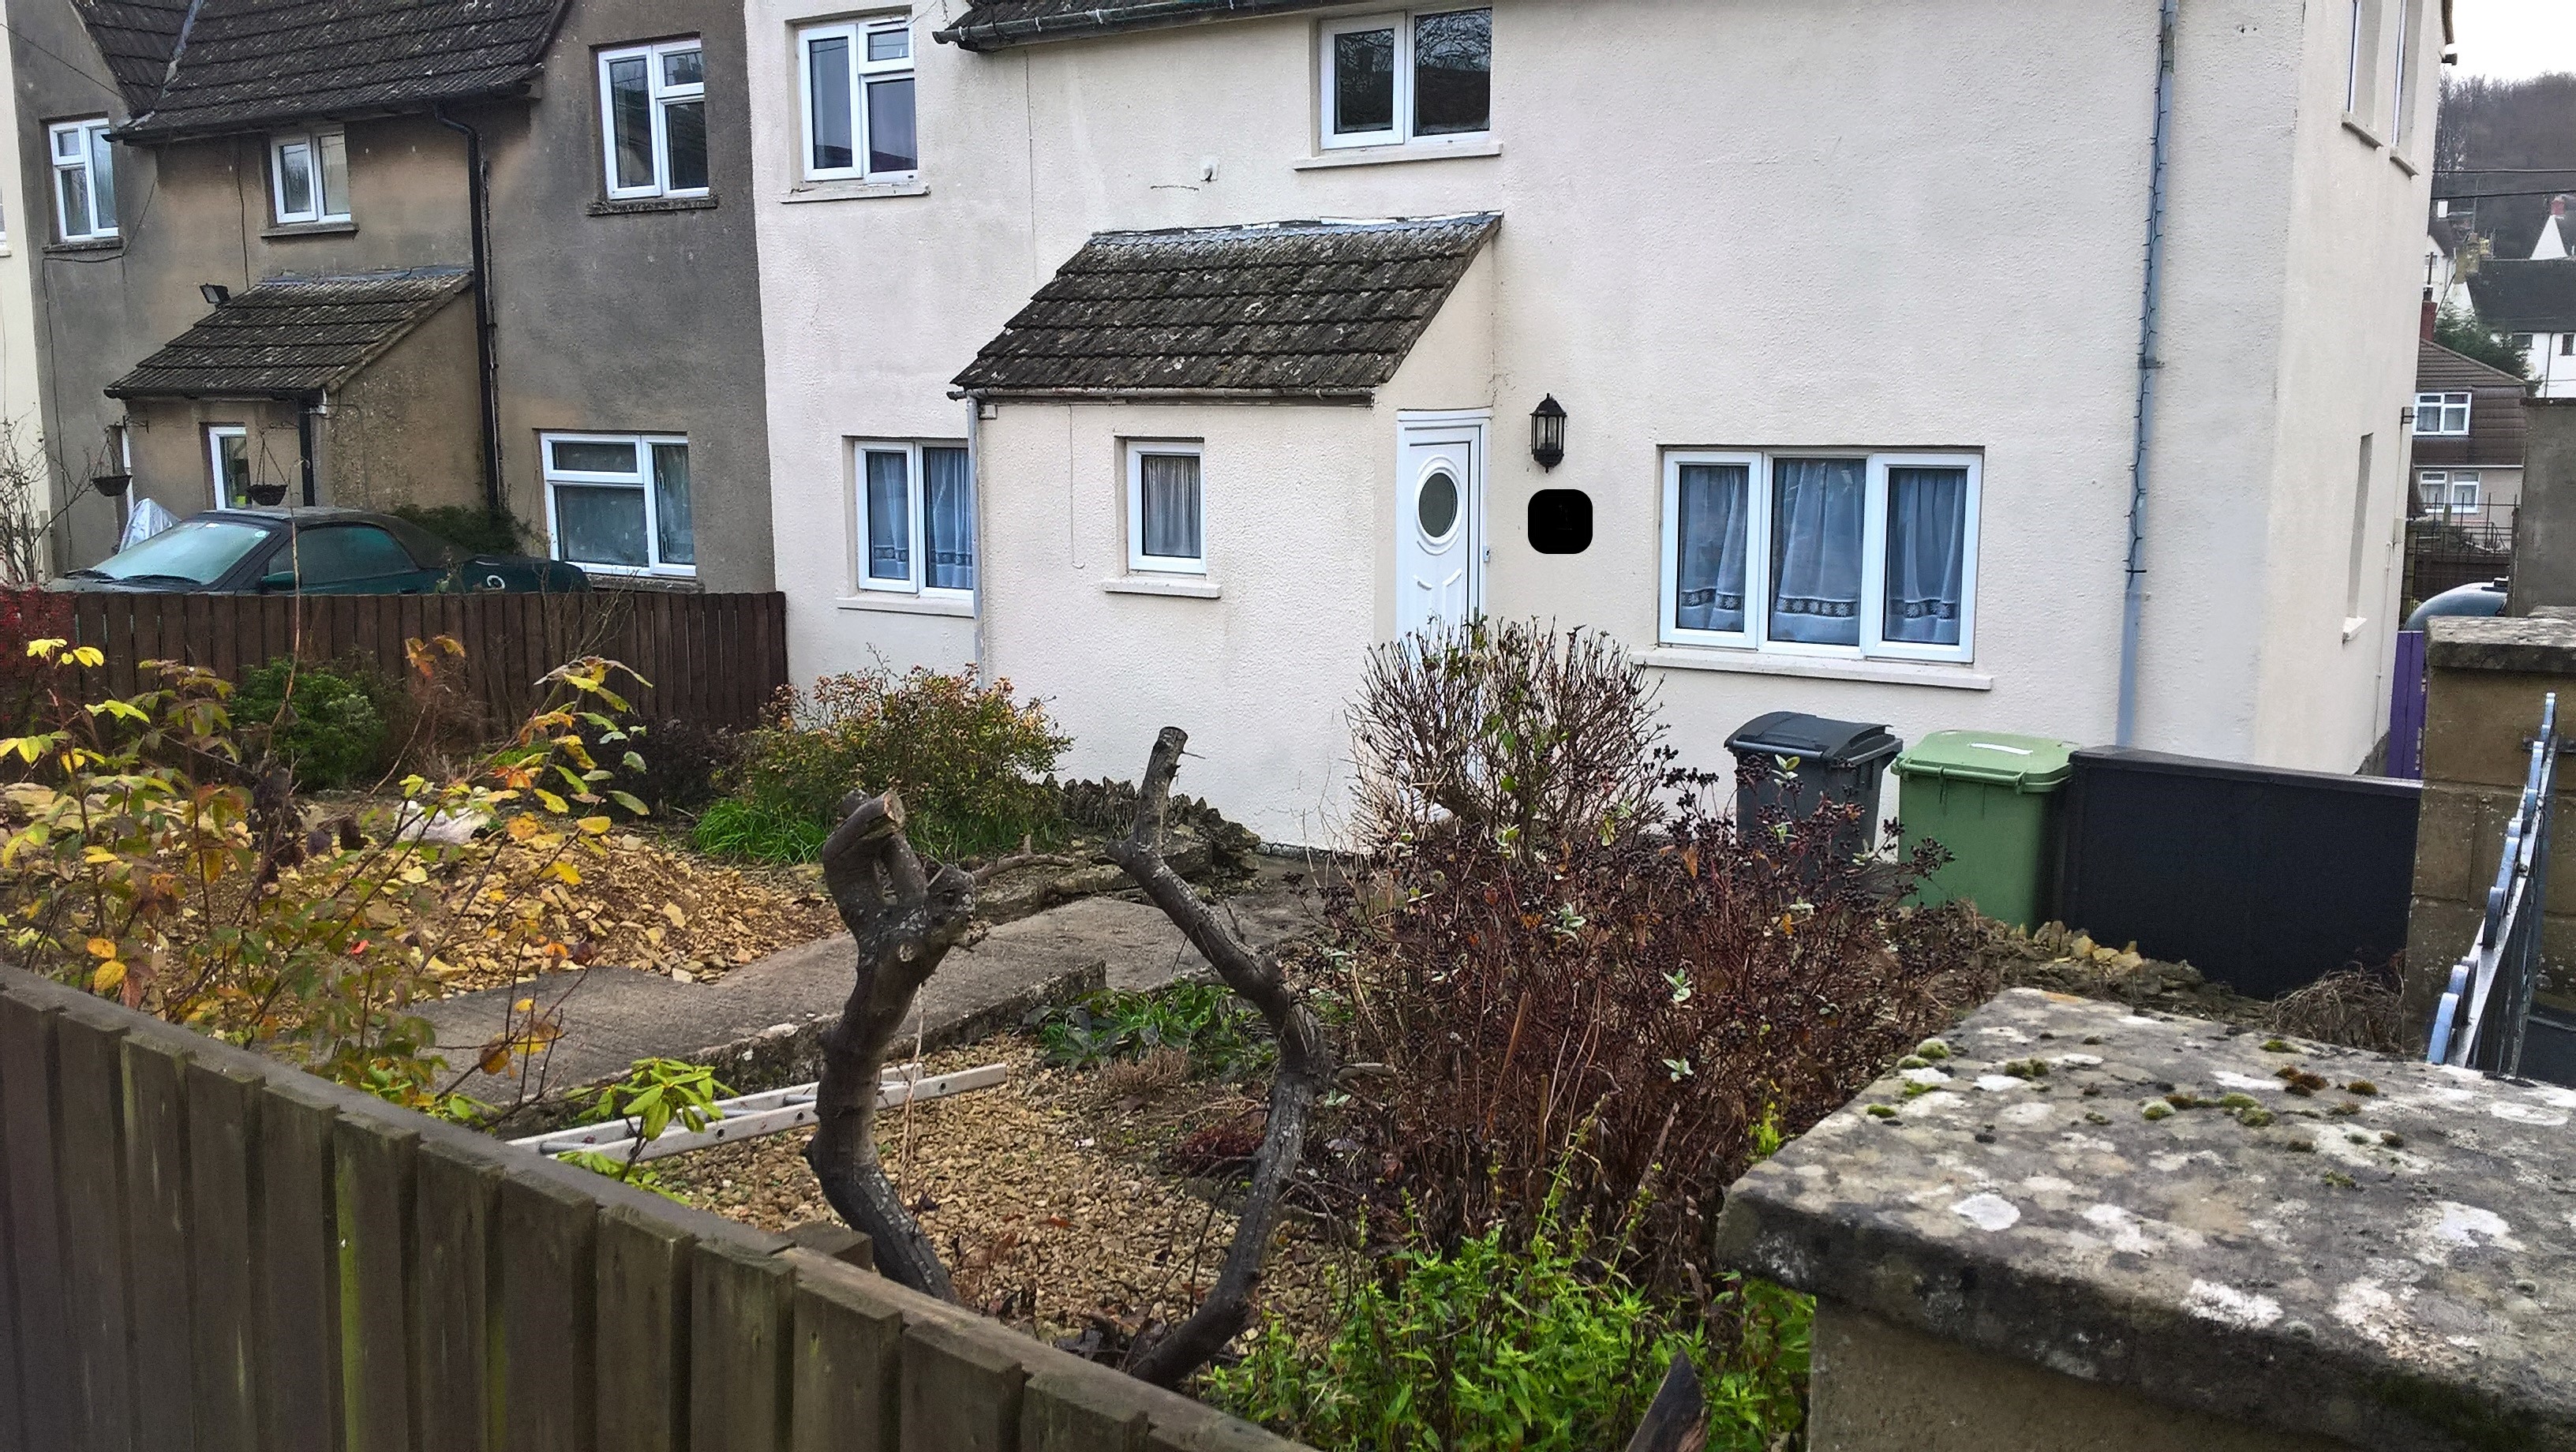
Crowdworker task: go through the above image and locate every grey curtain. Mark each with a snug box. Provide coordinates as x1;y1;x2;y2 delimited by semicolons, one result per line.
923;446;973;590
864;450;908;580
1674;462;1749;633
1140;453;1201;560
652;443;693;566
1884;466;1968;645
1768;458;1864;646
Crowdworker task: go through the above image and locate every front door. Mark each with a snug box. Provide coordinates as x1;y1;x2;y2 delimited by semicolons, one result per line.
1396;417;1484;638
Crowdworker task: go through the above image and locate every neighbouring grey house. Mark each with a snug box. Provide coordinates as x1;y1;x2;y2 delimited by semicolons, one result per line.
2467;257;2576;402
11;0;774;589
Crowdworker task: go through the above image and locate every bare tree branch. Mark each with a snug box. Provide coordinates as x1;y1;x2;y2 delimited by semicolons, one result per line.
803;789;975;1300
1104;727;1336;1387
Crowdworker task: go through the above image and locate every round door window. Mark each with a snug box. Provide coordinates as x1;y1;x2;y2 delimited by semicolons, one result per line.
1417;470;1461;541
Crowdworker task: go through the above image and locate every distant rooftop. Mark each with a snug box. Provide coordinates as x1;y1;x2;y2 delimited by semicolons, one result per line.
109;268;473;398
953;215;1500;400
108;0;567;142
2468;259;2576;335
935;0;1348;50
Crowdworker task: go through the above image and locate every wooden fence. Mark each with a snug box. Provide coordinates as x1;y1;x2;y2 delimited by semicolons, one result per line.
0;966;1305;1452
64;590;790;731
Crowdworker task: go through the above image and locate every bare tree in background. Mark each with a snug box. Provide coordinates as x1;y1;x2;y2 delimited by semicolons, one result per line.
801;731;1330;1386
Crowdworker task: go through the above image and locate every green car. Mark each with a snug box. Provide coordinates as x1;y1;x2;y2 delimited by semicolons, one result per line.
53;507;590;596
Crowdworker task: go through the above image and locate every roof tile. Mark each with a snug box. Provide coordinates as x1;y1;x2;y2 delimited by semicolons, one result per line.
2467;260;2576;335
108;267;473;397
953;215;1500;399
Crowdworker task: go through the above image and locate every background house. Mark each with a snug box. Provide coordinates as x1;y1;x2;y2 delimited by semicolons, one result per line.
2466;257;2576;397
6;0;776;589
2411;338;2528;515
747;0;2439;844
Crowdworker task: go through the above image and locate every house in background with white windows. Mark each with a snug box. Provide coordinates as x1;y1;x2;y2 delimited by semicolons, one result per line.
7;0;776;589
744;0;2442;844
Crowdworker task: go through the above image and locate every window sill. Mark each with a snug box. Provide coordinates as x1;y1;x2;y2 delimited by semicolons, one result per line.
587;194;718;217
781;178;929;204
44;238;121;256
2390;150;2421;178
1103;575;1221;599
1293;137;1502;171
262;219;358;239
836;592;974;618
586;571;702;593
2341;114;2389;150
2342;616;2370;643
1639;646;1993;691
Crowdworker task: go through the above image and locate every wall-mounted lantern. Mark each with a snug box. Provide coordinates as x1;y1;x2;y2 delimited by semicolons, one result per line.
1530;395;1566;472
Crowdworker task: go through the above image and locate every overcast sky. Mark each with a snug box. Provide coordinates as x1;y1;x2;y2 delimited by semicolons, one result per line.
2452;0;2576;80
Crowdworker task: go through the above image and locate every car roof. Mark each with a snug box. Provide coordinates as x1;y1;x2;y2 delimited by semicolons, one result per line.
199;506;403;528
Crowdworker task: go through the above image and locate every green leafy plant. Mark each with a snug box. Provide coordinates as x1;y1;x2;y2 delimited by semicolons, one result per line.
391;503;529;556
692;793;829;864
231;656;397;790
1208;1167;1810;1452
563;1056;732;1184
2435;302;2528;380
1035;983;1274;1080
698;664;1069;865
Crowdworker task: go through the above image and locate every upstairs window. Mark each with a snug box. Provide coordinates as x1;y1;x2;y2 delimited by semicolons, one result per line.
856;441;974;596
800;17;916;182
50;118;116;241
542;433;695;574
2415;391;2470;435
1320;8;1490;150
601;39;708;199
1661;451;1981;664
271;128;350;225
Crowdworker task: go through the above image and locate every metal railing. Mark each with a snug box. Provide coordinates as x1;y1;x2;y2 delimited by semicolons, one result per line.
2428;693;2563;1074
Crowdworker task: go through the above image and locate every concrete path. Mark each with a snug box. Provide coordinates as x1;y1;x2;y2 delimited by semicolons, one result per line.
424;886;1313;1115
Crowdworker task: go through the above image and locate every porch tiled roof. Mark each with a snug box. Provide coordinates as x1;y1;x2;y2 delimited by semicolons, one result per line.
934;0;1342;50
109;0;567;142
2467;259;2576;334
2418;339;2526;391
75;0;195;110
107;268;472;399
953;215;1500;400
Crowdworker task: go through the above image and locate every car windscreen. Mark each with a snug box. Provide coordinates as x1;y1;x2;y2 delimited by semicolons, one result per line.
84;518;271;585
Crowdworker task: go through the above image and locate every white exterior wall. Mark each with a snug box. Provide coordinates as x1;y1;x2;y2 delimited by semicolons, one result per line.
749;0;2436;844
0;24;43;571
2525;337;2576;400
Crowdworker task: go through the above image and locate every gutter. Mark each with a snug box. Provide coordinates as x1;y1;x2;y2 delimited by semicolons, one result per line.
934;0;1337;51
298;392;322;506
2115;0;2178;747
435;104;508;521
943;385;1375;405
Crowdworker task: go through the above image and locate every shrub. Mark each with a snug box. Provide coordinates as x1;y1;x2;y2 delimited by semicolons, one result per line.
0;638;650;1116
1;588;73;730
231;656;396;791
703;664;1069;863
1034;983;1275;1080
1350;618;1667;855
1208;1167;1810;1452
1335;769;1992;1270
616;716;742;816
391;503;529;556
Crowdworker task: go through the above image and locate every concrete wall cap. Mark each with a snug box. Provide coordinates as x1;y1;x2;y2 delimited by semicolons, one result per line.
2426;615;2576;672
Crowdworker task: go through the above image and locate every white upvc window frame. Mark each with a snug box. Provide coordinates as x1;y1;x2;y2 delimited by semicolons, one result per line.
2415;390;2471;435
540;431;695;578
1319;8;1492;152
852;438;974;599
598;38;707;200
50;118;116;241
1658;448;1983;666
797;15;917;184
207;425;249;508
1125;440;1207;576
269;127;350;225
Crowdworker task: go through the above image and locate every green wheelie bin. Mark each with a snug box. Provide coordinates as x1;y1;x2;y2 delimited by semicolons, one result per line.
1892;732;2077;928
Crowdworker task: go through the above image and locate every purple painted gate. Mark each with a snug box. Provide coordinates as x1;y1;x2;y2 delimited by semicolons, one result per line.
2388;629;2428;780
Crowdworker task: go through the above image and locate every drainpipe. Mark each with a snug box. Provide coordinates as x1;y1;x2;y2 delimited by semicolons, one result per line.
298;392;321;505
966;392;988;671
2115;0;2179;747
436;105;506;520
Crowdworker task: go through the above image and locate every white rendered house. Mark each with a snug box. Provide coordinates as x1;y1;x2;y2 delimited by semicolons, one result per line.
748;0;2440;845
